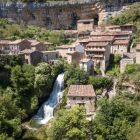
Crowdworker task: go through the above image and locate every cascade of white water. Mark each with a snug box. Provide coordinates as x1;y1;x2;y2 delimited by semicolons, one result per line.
34;73;64;124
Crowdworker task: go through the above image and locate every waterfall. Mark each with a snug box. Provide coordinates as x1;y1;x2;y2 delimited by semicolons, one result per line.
34;73;64;124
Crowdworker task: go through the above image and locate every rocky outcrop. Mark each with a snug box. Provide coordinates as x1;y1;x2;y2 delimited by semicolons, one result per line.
0;0;138;29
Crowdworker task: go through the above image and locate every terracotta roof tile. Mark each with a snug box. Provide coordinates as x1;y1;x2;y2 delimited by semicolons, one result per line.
90;31;105;36
103;31;132;36
8;39;30;45
20;49;35;54
122;83;136;88
120;24;134;26
113;39;130;45
87;42;109;47
109;26;120;29
89;36;114;42
31;42;40;46
77;19;94;23
56;45;70;49
42;42;53;45
136;44;140;50
68;85;96;97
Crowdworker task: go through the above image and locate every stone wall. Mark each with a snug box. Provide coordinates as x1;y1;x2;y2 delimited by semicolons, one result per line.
120;58;134;73
67;96;95;112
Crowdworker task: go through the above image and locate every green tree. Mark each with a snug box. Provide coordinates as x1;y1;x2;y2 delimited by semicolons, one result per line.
47;105;89;140
34;63;53;92
64;62;88;87
91;96;139;140
10;64;38;116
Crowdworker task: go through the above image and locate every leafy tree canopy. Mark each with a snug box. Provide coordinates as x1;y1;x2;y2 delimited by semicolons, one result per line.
47;105;89;140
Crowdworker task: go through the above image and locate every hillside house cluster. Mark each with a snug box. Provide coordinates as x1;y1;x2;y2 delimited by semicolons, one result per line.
0;39;59;66
56;22;136;74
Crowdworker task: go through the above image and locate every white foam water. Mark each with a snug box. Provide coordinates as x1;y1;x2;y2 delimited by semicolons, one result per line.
34;73;64;124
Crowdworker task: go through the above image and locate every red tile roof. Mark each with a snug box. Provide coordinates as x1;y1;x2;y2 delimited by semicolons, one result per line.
122;83;136;88
113;39;130;45
20;49;35;54
77;19;94;23
120;24;134;27
90;31;105;36
89;36;114;42
42;42;53;45
56;45;70;49
136;44;140;50
85;49;106;52
79;58;92;63
87;42;109;47
31;42;40;46
109;26;120;29
67;85;96;97
8;39;30;45
103;31;132;36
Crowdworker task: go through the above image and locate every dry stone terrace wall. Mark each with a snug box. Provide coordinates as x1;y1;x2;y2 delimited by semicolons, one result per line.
0;0;138;30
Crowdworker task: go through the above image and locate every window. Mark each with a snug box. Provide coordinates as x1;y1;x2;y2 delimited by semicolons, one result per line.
89;98;91;100
81;97;84;100
121;50;123;52
126;86;129;91
83;22;90;24
73;97;76;100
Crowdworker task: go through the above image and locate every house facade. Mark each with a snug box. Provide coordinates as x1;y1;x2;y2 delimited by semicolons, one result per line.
67;85;96;113
41;51;59;62
79;58;94;76
31;42;46;51
120;24;137;33
66;51;83;64
85;42;110;72
111;40;130;54
56;43;84;58
120;52;136;73
8;39;31;55
21;49;43;66
122;83;139;94
77;19;94;32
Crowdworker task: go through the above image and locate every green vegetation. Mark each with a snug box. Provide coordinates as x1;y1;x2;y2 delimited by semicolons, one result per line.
91;95;139;140
0;57;65;139
47;105;89;140
105;3;140;45
88;76;112;90
106;54;121;76
0;18;72;50
64;61;88;87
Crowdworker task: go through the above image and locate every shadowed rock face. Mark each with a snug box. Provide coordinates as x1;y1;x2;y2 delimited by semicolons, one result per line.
0;1;137;29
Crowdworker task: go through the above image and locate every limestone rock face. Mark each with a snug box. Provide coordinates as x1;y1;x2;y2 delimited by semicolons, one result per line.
0;0;138;29
0;2;104;29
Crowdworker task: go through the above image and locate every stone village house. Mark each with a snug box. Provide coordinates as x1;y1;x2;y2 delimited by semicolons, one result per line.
31;42;46;51
67;85;96;113
20;49;43;66
79;58;94;76
8;39;31;55
85;42;110;72
77;19;94;32
66;51;84;64
120;52;136;73
122;83;140;94
111;39;130;54
56;43;84;58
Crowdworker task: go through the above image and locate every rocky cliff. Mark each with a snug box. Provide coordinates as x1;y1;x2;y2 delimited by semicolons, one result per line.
0;0;138;29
